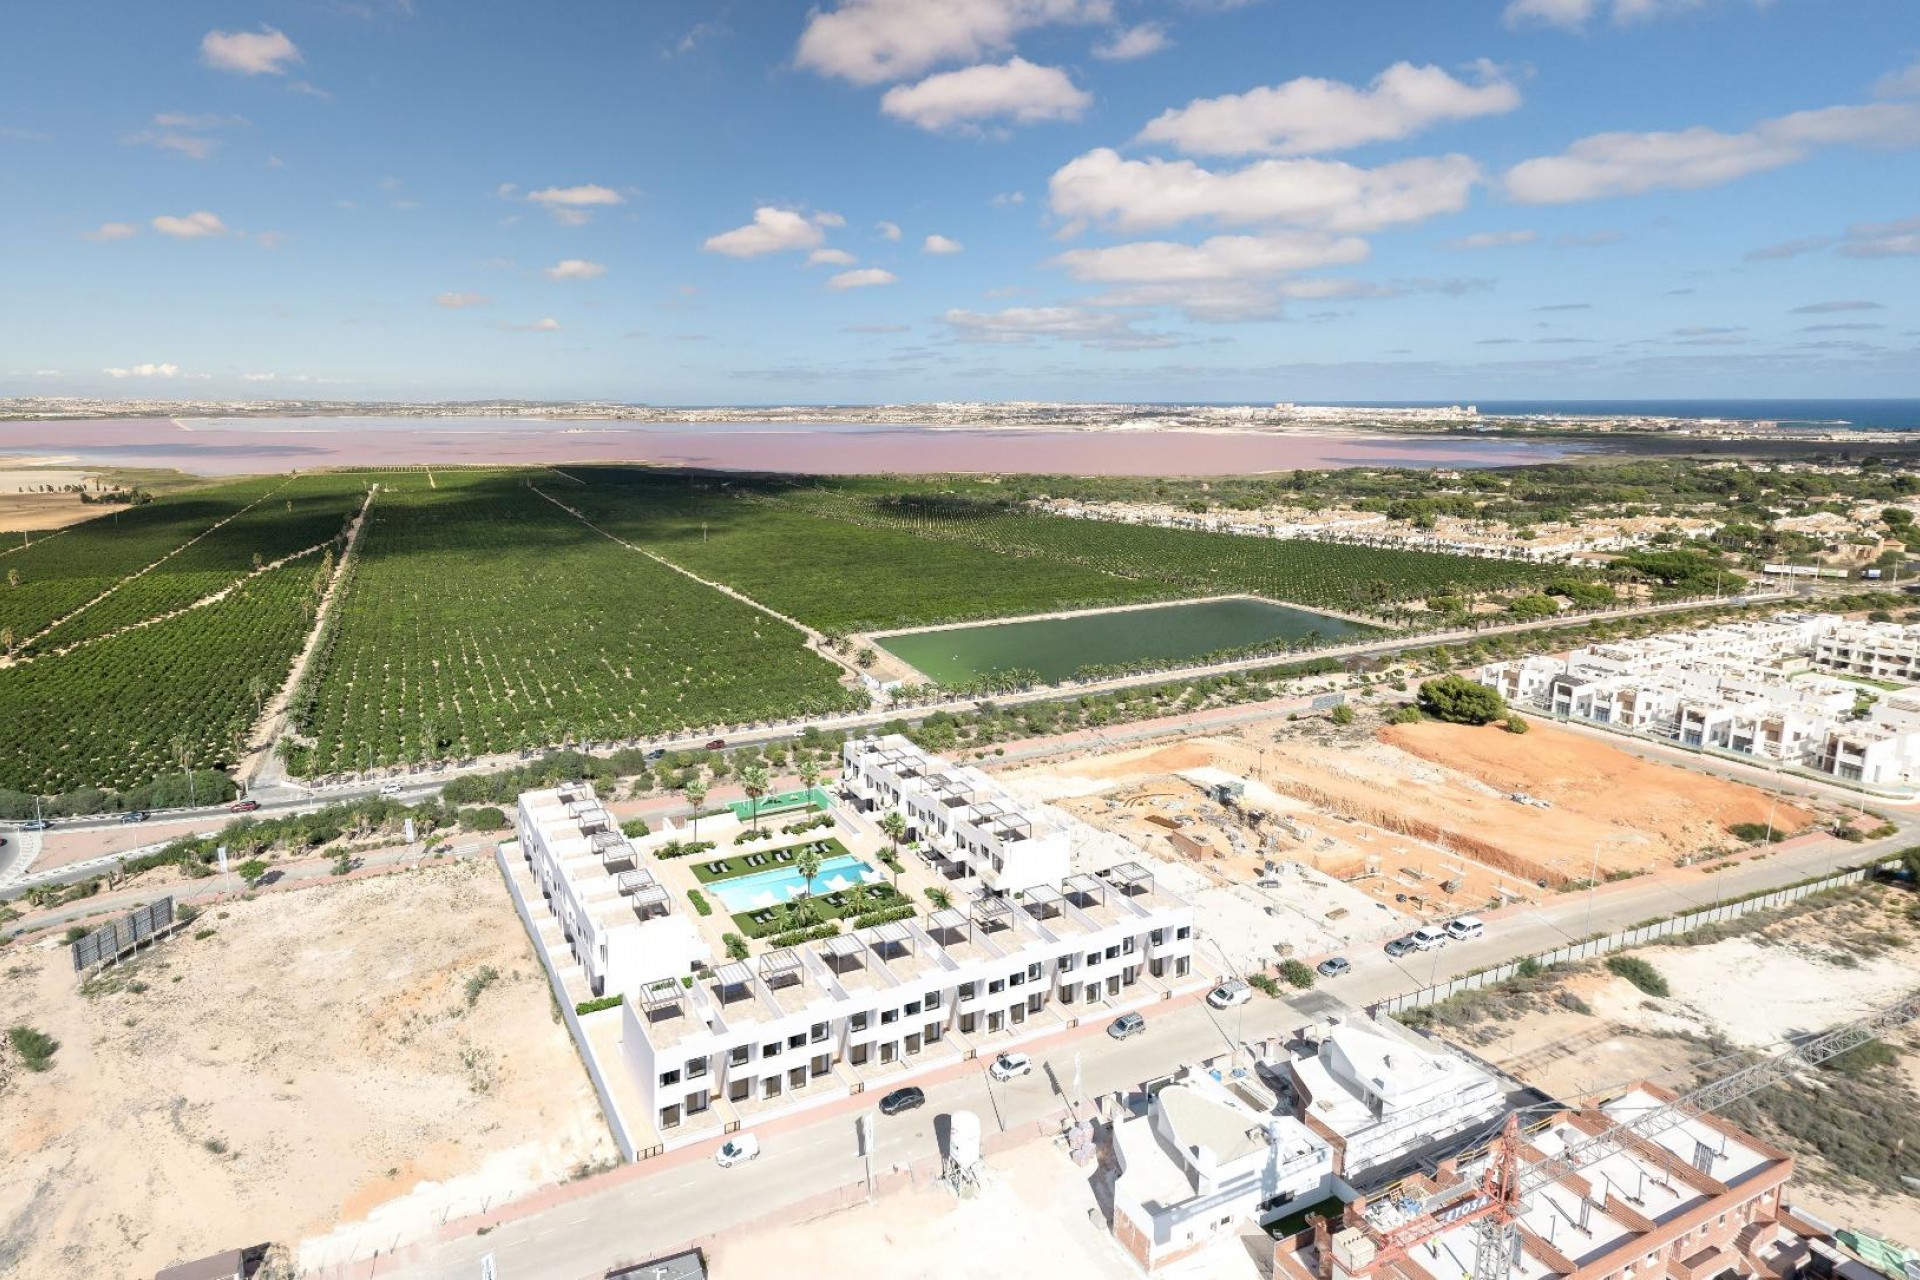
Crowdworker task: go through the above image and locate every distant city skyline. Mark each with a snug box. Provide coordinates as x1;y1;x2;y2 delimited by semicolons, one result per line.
2;0;1917;403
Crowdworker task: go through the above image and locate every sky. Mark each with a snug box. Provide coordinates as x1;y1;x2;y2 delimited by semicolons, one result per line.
2;0;1918;405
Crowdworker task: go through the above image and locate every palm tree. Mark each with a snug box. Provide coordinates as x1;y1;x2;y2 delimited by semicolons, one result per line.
795;844;825;916
797;759;822;797
683;777;709;841
878;811;907;886
739;763;771;832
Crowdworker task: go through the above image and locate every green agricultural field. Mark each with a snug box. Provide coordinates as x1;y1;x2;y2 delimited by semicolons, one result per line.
287;472;861;774
0;557;326;794
559;468;1177;633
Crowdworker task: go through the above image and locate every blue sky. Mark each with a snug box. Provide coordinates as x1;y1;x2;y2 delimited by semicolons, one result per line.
2;0;1917;404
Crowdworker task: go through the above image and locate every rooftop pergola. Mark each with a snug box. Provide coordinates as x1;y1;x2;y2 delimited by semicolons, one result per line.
629;882;671;920
1103;861;1156;897
860;918;916;964
1062;872;1108;910
613;869;652;895
758;947;805;992
1021;884;1064;921
709;960;755;1005
593;829;634;867
820;932;869;974
924;907;968;940
557;782;593;804
637;977;688;1019
926;771;978;807
971;799;1033;842
970;894;1016;938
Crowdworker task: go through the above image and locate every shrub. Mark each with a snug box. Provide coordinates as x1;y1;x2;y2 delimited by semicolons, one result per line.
1388;704;1424;725
463;965;500;1009
620;817;651;838
460;806;509;832
850;904;916;930
1606;955;1670;997
767;922;840;948
687;889;713;917
1329;703;1355;726
925;887;953;910
1727;822;1784;845
575;994;623;1016
235;858;269;889
1278;959;1316;989
1418;675;1506;725
8;1025;59;1072
723;932;751;961
63;926;88;944
1247;973;1281;998
1505;713;1529;735
1508;594;1559;619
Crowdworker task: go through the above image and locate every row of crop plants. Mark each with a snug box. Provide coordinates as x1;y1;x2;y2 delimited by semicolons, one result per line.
286;474;862;775
559;468;1177;633
0;554;327;795
26;473;369;653
0;475;294;647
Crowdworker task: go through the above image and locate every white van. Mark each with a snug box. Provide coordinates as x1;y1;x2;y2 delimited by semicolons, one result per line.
1410;925;1449;950
1445;916;1485;942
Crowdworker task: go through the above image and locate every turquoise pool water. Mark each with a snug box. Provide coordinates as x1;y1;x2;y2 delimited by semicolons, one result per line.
709;853;881;912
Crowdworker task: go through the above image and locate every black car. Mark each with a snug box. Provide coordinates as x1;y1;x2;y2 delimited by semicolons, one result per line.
878;1086;926;1116
119;811;149;824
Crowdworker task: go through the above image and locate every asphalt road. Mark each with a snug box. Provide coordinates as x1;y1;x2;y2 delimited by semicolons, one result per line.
365;828;1893;1280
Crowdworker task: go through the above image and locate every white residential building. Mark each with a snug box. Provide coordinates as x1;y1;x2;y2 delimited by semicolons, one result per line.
1112;1068;1337;1272
842;734;1071;892
515;783;712;998
1285;1017;1508;1184
621;859;1196;1137
1814;620;1920;682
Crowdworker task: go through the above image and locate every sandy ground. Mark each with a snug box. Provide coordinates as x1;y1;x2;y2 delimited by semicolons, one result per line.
706;1136;1263;1280
0;858;614;1278
998;717;1806;921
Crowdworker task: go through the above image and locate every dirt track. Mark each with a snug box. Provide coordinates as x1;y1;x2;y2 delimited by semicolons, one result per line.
0;858;612;1278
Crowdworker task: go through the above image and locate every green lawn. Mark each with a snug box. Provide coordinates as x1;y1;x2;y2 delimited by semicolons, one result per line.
687;837;849;883
727;879;908;941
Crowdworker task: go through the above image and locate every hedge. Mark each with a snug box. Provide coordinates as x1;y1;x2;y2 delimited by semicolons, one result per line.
850;904;916;930
766;922;841;948
576;994;623;1015
687;889;713;917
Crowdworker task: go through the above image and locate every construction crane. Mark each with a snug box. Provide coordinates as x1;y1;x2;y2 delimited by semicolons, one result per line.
1334;988;1920;1280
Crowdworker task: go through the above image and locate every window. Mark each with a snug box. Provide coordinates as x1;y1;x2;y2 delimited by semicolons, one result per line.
659;1069;682;1087
1026;962;1042;981
1085;952;1099;968
1176;925;1192;940
1104;945;1120;961
905;1000;922;1016
762;1041;781;1058
787;1033;806;1050
988;979;1005;994
959;982;978;1000
925;990;943;1009
1058;955;1076;973
850;1012;869;1031
881;1009;898;1025
729;1046;750;1066
1150;928;1164;946
686;1057;708;1079
1008;972;1023;988
1121;937;1135;954
1060;984;1075;1004
926;1023;942;1042
811;1021;829;1043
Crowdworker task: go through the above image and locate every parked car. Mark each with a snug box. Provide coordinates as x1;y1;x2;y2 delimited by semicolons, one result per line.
1445;915;1485;941
229;800;260;813
1207;980;1252;1009
1316;956;1352;978
1254;878;1282;889
118;811;149;824
1409;924;1449;950
1107;1012;1146;1040
1384;936;1418;958
645;748;667;761
704;738;728;751
989;1052;1033;1082
20;819;49;831
715;1133;760;1167
879;1086;926;1116
378;781;403;797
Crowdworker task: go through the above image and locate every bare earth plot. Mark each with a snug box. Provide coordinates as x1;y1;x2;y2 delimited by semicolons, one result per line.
0;858;613;1279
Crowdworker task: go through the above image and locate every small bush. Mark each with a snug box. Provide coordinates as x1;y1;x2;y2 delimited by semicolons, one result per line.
620;817;651;838
9;1025;59;1072
687;889;713;917
575;994;623;1016
1278;959;1316;989
1504;713;1529;735
723;932;750;961
1247;973;1281;998
63;926;88;944
463;965;501;1009
1329;703;1355;726
1606;955;1670;997
459;805;509;832
766;922;840;948
850;904;916;930
1727;821;1784;844
925;887;953;909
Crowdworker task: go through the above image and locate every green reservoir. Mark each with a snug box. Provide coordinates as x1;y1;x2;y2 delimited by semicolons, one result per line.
876;597;1373;684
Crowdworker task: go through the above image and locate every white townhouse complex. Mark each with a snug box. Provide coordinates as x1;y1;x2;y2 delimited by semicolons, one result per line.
1112;1068;1337;1272
841;734;1072;892
516;783;712;998
1283;1017;1507;1185
1479;612;1920;788
621;858;1196;1137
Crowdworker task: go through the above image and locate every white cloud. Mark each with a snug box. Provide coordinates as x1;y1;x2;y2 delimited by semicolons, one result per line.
991;191;1025;206
1745;235;1833;261
1053;230;1369;282
876;220;903;240
200;27;302;76
1138;60;1519;158
105;363;182;378
1442;229;1538;250
703;207;830;257
524;183;625;225
501;317;562;332
1506;102;1920;203
813;210;847;228
242;372;278;382
544;258;608;281
1092;23;1168;61
1877;59;1920;100
796;0;1111;85
808;248;859;267
827;268;899;290
1504;0;1763;29
923;233;965;254
940;304;1177;349
1049;147;1480;234
881;58;1090;132
84;222;139;242
1838;215;1920;258
151;211;229;238
435;292;491;309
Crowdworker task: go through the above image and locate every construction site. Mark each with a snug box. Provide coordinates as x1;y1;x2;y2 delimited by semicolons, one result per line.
1001;711;1818;928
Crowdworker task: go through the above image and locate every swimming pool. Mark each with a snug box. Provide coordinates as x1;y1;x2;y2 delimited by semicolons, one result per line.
708;853;882;913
